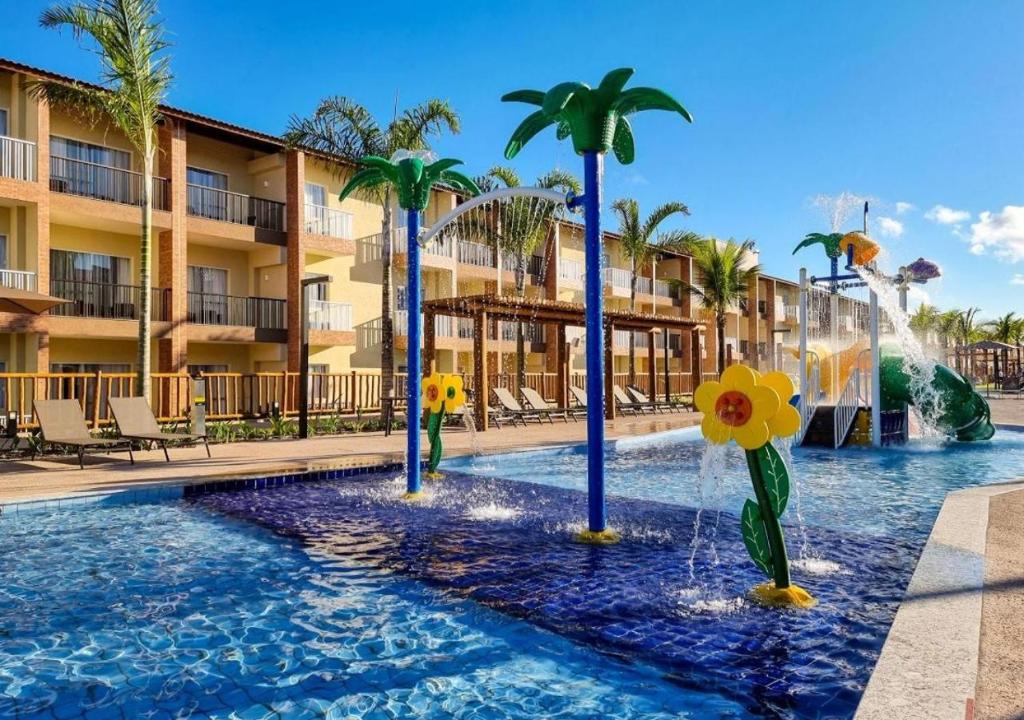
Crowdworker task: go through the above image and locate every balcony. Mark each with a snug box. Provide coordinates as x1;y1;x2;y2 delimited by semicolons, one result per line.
49;279;169;321
602;266;631;295
613;329;682;351
457;240;494;267
308;299;352;331
0;269;37;291
187;185;285;232
187;292;286;329
654;280;678;299
50;156;169;209
559;258;583;284
305;203;353;239
0;136;37;182
389;228;455;258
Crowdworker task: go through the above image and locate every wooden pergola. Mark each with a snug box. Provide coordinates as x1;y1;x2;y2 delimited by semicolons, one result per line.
957;340;1022;387
423;294;705;430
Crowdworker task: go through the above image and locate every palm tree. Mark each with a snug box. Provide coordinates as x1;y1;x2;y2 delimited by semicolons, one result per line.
984;312;1017;344
473;166;580;391
610;198;699;384
909;304;938;344
677;239;761;374
936;309;961;365
957;307;981;376
284;98;460;403
29;0;171;400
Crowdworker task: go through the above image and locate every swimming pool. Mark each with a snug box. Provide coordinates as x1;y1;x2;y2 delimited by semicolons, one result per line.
2;428;1022;719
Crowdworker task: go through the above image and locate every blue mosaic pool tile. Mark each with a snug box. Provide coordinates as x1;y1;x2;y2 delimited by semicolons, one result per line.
192;469;920;719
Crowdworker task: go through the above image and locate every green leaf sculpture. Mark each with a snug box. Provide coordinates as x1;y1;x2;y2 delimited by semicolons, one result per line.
501;68;692;164
339;152;481;211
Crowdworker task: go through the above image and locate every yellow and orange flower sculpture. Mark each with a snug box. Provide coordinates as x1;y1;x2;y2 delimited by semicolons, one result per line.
694;365;801;449
421;372;467;479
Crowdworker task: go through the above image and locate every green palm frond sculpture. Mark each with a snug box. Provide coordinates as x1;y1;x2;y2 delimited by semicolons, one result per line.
501;68;692;164
339;152;481;211
792;232;844;259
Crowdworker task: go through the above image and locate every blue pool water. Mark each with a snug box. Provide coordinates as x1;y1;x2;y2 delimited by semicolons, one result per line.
2;428;1022;719
0;495;745;719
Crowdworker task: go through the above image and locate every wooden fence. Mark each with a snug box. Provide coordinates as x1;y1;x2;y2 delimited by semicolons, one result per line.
0;369;701;429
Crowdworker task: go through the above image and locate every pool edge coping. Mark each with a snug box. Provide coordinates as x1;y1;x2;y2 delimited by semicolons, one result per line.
855;476;1024;720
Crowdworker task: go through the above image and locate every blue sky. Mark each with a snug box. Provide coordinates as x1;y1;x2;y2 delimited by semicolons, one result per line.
3;1;1023;318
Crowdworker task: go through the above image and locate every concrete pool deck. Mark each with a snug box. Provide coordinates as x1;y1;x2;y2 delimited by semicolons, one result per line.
0;413;701;505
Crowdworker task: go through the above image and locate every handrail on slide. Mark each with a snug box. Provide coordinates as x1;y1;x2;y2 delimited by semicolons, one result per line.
833;369;861;449
797;351;821;445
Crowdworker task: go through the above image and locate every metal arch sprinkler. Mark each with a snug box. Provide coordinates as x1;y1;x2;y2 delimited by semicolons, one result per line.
501;68;693;543
339;150;481;498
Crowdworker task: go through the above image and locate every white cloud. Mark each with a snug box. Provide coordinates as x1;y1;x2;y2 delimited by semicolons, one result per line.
1012;274;1024;285
877;216;904;237
895;201;915;215
925;204;971;225
967;206;1024;263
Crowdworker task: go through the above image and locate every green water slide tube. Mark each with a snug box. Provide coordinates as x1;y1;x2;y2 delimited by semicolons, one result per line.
879;354;995;441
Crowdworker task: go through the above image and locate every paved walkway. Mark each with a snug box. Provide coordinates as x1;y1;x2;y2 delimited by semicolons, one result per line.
0;414;700;505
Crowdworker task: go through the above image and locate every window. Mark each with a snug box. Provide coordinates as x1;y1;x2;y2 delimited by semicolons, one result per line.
50;136;130;168
188;266;229;324
51;250;130;285
186;167;230;220
188;266;228;295
0;235;6;269
0;109;7;136
304;182;326;206
304;273;328;302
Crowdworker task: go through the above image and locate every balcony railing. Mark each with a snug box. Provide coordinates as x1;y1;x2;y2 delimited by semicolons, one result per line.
602;266;631;290
50;156;169;209
458;240;494;267
0;269;36;291
559;258;583;283
308;299;353;331
494;321;544;343
654;279;678;299
636;276;652;294
389;227;455;258
0;136;37;182
305;203;353;239
50;279;169;321
393;311;455;337
187;292;286;329
187;185;285;232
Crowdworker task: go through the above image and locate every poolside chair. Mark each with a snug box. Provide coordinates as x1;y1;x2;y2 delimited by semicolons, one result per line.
627;386;684;413
569;384;589;410
492;387;543;426
613;385;654;415
108;397;210;462
33;399;134;470
520;387;578;423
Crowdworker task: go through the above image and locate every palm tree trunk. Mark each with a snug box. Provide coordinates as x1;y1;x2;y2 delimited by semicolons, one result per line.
137;147;153;401
717;313;726;374
628;267;637;387
515;256;526;393
380;191;394;401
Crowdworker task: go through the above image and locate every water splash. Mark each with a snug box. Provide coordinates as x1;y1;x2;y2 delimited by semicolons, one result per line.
687;443;729;583
855;267;946;439
812;191;871;233
465;503;522;521
792;558;848;576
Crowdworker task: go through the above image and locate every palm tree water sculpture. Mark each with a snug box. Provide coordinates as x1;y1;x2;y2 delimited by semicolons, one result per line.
503;68;692;543
31;0;172;401
339;152;480;497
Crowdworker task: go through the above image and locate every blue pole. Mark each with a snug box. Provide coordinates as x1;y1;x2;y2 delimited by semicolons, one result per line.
583;151;606;534
406;208;422;495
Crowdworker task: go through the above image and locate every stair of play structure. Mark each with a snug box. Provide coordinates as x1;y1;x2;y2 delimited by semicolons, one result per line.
800;406;840;447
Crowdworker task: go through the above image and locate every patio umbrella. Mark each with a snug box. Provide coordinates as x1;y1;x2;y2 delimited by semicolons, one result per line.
0;286;69;315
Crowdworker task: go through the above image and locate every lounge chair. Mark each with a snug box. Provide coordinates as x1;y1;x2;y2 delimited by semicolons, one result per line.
613;385;654;415
33;399;134;469
569;384;589;409
492;387;543;426
626;386;683;413
520;387;577;423
108;397;210;462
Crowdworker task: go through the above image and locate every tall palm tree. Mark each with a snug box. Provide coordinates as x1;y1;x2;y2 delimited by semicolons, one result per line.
284;98;460;402
29;0;171;400
677;239;761;374
957;307;981;376
936;309;961;365
984;312;1017;344
908;304;938;344
610;198;699;384
473;166;580;391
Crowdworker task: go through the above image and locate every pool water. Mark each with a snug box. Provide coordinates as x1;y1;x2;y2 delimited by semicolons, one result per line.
0;497;746;719
446;428;1024;539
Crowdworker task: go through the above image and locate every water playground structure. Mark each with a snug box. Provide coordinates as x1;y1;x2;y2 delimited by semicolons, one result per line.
792;204;995;447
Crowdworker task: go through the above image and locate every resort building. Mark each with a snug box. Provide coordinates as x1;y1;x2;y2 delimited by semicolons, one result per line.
0;57;861;413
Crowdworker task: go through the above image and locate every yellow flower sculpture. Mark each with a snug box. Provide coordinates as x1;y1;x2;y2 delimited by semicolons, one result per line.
694;364;815;610
442;374;466;410
695;365;801;449
422;371;445;414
